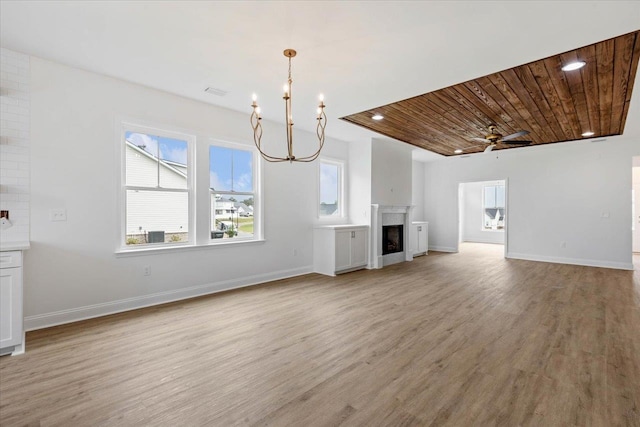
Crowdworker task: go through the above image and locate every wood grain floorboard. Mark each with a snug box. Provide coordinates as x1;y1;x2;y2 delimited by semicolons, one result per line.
1;243;639;426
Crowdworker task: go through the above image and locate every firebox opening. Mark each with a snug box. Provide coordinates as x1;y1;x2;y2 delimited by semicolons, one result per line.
382;225;403;255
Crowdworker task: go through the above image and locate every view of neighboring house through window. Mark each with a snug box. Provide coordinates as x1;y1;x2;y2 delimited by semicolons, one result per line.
319;160;342;217
123;129;192;246
210;144;255;241
483;184;505;230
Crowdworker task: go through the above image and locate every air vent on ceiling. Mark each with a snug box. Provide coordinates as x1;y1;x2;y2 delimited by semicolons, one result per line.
204;87;228;96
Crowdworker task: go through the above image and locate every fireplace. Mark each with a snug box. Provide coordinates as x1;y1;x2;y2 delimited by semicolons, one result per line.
370;204;414;269
382;225;403;255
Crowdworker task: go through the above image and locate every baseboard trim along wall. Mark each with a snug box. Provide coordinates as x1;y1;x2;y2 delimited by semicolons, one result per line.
506;252;633;271
25;266;314;331
428;246;458;253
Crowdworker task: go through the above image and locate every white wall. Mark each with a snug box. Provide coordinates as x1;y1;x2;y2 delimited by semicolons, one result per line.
371;137;413;206
347;139;372;225
423;138;639;269
412;160;425;221
0;48;30;243
460;180;505;244
26;56;349;329
633;165;640;252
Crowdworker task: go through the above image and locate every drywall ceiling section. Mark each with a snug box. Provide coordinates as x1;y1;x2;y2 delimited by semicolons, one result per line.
1;2;639;144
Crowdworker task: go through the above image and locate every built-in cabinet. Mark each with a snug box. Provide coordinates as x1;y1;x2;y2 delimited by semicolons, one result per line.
0;249;25;356
411;221;429;257
314;225;369;276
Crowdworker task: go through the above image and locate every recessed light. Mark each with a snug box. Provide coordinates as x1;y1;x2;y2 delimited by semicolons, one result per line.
372;114;384;120
562;61;586;71
454;149;463;154
582;131;595;137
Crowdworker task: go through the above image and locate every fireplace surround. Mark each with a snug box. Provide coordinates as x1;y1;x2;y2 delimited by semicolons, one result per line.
370;204;414;268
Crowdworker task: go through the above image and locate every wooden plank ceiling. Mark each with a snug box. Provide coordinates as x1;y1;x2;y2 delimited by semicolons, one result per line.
341;30;640;156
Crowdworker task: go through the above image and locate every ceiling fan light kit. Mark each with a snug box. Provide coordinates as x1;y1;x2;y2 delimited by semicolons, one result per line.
250;49;327;163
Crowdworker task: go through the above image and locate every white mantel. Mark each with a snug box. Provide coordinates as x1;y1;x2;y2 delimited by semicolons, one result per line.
370;204;414;269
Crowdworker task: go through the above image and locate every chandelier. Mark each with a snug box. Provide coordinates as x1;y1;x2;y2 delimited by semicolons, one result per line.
250;49;327;163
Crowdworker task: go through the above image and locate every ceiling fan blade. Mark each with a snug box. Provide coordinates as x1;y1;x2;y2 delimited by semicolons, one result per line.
502;140;532;145
471;137;490;143
484;145;495;153
501;130;530;141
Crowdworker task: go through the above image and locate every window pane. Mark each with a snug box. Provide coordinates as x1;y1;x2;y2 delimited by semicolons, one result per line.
126;190;188;245
496;185;505;208
159;137;188;189
209;146;253;192
484;186;496;208
125;131;188;189
125;131;159;187
232;149;253;192
320;162;339;216
211;193;254;240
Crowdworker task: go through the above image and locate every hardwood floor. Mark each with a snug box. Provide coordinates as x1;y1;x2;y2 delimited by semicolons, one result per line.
1;243;639;426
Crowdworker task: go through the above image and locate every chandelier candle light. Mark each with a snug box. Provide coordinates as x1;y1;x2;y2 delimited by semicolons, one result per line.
250;49;327;163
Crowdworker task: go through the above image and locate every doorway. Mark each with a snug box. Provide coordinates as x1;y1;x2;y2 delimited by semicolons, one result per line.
457;179;508;257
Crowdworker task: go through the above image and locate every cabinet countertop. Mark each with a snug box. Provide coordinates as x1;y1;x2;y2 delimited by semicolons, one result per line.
0;241;30;251
314;224;369;230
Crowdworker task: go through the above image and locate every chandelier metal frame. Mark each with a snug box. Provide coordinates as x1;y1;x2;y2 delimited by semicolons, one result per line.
250;49;327;163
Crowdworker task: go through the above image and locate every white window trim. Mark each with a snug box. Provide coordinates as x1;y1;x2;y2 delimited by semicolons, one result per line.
318;157;345;220
208;138;262;244
117;121;196;252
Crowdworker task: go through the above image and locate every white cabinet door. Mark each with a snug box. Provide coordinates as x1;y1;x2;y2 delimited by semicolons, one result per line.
0;267;22;349
351;229;368;267
411;224;420;255
335;230;352;271
417;225;426;254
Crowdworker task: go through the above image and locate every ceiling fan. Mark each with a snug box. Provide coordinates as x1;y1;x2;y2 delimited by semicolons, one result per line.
465;124;532;152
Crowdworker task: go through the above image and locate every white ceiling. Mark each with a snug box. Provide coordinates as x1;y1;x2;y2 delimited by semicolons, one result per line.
2;1;639;161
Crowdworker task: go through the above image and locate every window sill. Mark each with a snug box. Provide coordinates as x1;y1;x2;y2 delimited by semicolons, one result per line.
115;238;266;257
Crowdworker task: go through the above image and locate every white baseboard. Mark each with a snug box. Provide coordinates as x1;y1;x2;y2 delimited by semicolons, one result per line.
462;238;505;245
25;265;313;331
506;252;633;271
428;246;458;253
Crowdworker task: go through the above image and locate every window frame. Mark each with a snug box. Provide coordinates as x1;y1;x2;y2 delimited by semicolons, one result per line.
118;122;196;251
318;157;345;219
208;139;261;244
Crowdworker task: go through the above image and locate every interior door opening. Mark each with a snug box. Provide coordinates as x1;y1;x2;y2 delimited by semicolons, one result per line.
457;179;508;258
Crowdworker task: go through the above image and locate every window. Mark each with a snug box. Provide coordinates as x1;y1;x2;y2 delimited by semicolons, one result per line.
319;159;343;217
210;144;257;241
122;126;193;247
483;184;505;230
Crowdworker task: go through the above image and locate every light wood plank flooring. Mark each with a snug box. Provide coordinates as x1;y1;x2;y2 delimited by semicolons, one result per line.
1;243;639;426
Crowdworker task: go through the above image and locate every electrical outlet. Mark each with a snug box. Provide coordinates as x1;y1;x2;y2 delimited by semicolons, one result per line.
143;266;151;276
50;208;67;222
